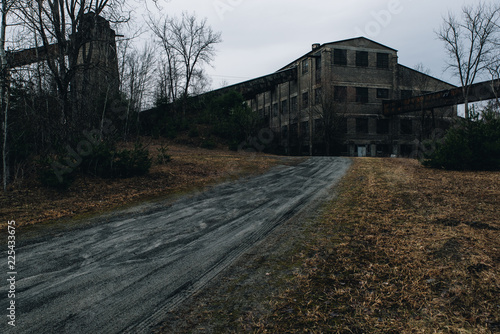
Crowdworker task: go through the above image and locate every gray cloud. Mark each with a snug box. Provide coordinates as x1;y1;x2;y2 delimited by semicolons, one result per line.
140;0;483;87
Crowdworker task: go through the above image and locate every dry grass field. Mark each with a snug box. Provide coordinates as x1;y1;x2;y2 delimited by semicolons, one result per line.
157;158;500;333
262;158;500;333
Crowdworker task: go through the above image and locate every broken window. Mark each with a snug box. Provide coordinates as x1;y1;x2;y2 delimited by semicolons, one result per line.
377;88;389;99
356;87;369;103
290;123;298;137
281;100;288;114
356;51;369;67
377;53;389;68
315;87;322;105
315;56;322;83
302;92;309;108
301;121;309;135
356;118;369;134
281;126;288;137
333;49;347;66
377;119;390;134
302;59;309;74
337;117;348;134
291;96;298;113
334;86;347;103
400;119;413;134
315;118;323;134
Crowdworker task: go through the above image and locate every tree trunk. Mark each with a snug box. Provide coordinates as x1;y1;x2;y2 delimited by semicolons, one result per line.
464;98;470;119
100;86;110;141
2;75;9;191
1;1;9;191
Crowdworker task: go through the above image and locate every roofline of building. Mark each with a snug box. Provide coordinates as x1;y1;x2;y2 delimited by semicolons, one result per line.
277;36;398;72
397;64;457;88
322;36;398;52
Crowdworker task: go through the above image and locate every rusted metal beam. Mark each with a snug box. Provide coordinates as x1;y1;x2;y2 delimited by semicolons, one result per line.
383;79;500;116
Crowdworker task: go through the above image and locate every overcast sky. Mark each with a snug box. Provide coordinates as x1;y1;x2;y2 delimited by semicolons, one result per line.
134;0;484;89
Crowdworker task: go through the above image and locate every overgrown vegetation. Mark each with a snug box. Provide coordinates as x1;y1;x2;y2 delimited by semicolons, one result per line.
3;75;145;188
155;144;172;165
4;82;265;190
38;141;152;189
203;91;261;145
143;91;265;151
423;104;500;171
1;4;225;192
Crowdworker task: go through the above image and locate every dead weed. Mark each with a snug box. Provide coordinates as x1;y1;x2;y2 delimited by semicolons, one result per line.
262;158;499;333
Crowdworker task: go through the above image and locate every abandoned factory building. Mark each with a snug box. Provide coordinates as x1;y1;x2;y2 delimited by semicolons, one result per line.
231;37;457;157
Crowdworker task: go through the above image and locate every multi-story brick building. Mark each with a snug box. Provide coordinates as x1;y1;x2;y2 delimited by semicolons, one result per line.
243;37;457;156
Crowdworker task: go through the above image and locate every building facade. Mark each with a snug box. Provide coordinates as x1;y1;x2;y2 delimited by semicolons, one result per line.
246;37;457;157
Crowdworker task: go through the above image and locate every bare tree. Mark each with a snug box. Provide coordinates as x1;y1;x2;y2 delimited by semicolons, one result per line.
189;68;212;96
1;0;10;191
312;80;348;156
155;58;175;103
1;0;20;191
437;1;500;118
153;36;182;104
149;12;222;104
412;63;432;94
17;0;127;130
488;64;500;107
486;43;500;106
121;43;155;136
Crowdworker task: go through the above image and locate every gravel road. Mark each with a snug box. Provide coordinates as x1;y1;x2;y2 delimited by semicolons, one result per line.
1;157;351;333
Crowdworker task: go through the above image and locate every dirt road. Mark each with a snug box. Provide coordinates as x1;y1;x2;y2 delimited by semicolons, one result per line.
2;157;351;333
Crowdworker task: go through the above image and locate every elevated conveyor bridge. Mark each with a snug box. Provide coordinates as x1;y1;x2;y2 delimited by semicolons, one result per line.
383;79;500;116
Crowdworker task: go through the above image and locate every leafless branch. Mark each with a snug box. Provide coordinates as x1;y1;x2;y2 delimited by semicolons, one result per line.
148;11;222;101
436;1;500;118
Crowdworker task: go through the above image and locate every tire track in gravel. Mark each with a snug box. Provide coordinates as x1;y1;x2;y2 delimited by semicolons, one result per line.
1;157;351;334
